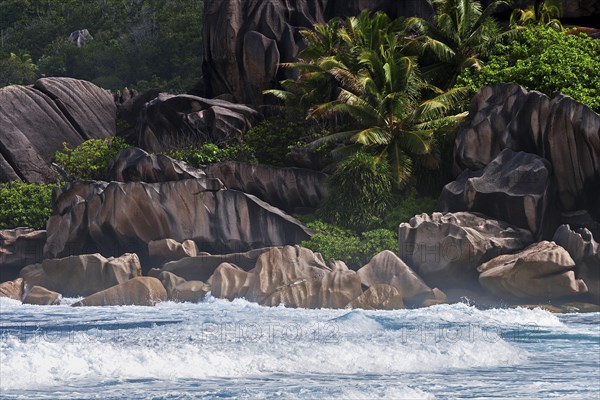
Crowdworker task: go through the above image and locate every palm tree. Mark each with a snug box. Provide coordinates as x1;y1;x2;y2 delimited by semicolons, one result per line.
510;0;563;31
405;0;510;88
304;31;468;187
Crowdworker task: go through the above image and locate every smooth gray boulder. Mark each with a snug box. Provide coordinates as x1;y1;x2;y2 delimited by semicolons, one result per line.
20;253;141;297
156;271;210;303
0;228;46;282
44;179;314;267
478;241;588;300
454;83;600;220
72;277;167;307
204;162;327;213
399;212;533;288
22;286;62;305
345;284;405;310
439;149;556;237
136;93;259;153
553;224;600;303
0;78;115;182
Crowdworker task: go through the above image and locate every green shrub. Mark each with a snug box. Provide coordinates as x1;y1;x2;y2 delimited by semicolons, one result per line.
381;192;437;231
54;137;129;181
300;220;397;269
318;151;393;232
0;182;54;229
244;118;307;166
457;25;600;111
165;143;256;167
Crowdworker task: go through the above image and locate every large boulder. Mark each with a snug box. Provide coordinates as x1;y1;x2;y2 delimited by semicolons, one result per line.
0;78;115;183
152;247;276;282
20;253;141;297
478;241;588;300
22;286;62;305
439;149;556;238
204;162;328;213
136;93;259;153
107;147;207;183
553;225;600;303
202;0;434;106
454;84;600;221
148;238;199;266
399;212;534;288
155;271;210;303
0;278;23;300
72;277;167;307
44;179;314;267
356;250;436;306
208;245;363;308
0;228;46;282
345;284;405;310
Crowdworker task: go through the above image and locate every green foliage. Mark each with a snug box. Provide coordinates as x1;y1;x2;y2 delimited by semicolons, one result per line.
0;182;54;229
457;25;600;111
244;118;320;166
0;52;37;86
299;220;397;269
54;137;129;181
165;143;256;168
510;0;563;31
381;192;437;231
1;0;204;92
318;151;393;232
405;0;508;89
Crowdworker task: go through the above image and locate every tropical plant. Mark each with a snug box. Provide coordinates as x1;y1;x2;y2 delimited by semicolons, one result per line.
318;151;393;232
457;25;600;112
54;137;129;181
510;0;563;31
165;142;256;167
0;182;55;229
405;0;510;88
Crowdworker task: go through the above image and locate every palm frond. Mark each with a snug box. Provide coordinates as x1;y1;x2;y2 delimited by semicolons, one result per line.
352;127;393;146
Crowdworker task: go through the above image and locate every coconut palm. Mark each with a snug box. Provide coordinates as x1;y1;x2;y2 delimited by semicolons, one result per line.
405;0;510;88
305;40;468;188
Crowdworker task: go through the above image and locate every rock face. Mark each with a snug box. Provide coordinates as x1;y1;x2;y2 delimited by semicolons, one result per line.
72;277;167;306
454;84;600;221
208;245;363;308
399;212;534;288
202;0;434;106
0;78;116;182
156;271;210;302
205;162;328;213
0;278;23;300
356;250;435;306
22;286;62;305
439;149;556;237
346;284;405;310
478;241;588;300
136;93;259;153
553;225;600;303
0;228;46;282
152;247;274;282
148;239;199;265
107;147;207;183
20;253;141;297
44;179;314;266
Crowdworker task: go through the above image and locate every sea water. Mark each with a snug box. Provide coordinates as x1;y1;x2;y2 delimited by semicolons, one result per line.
1;297;598;399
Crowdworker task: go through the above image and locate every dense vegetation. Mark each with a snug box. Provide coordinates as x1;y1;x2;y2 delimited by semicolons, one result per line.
2;0;597;269
457;25;600;111
0;182;54;229
0;0;203;92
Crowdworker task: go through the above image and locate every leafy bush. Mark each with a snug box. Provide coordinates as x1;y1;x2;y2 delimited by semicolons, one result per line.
244;118;308;166
0;182;55;229
457;25;600;111
299;220;397;269
318;151;393;232
381;192;438;231
165;143;256;167
54;137;129;181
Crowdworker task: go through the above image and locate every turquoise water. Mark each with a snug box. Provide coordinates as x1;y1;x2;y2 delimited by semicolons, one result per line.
1;297;599;399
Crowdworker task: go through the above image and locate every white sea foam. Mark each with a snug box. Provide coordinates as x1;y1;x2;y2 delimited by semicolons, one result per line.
0;299;597;398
